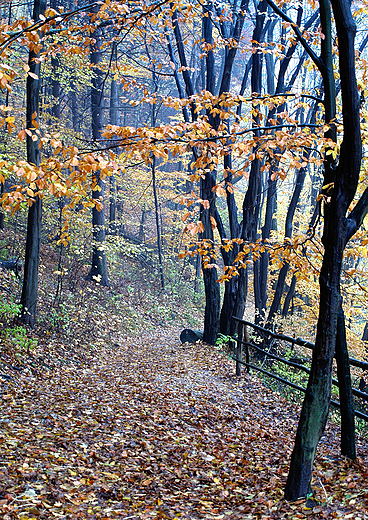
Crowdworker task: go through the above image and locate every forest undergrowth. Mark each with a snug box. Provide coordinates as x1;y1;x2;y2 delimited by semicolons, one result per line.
1;320;368;519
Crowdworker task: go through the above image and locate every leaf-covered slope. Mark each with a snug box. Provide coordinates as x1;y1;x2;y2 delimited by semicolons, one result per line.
1;327;368;519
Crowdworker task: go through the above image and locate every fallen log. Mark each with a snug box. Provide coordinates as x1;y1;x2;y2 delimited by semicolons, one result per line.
180;329;204;344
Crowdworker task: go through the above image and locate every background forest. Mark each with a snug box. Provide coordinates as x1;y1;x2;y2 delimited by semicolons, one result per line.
2;0;368;508
1;0;368;341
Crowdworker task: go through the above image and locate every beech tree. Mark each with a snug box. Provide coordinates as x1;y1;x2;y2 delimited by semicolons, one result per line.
19;0;46;326
86;2;109;287
263;0;367;499
2;2;368;503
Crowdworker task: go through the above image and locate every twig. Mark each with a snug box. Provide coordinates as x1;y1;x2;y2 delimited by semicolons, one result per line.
318;475;329;504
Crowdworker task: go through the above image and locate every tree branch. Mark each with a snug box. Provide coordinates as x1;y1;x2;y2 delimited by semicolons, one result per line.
264;0;323;72
344;187;368;245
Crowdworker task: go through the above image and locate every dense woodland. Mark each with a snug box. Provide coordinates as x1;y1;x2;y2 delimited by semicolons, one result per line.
1;0;368;514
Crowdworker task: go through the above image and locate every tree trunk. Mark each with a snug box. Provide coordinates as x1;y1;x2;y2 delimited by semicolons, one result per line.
284;228;345;499
219;153;240;336
0;181;4;230
200;167;220;344
152;156;165;291
258;175;277;320
284;0;361;499
109;43;118;234
194;253;201;296
282;274;296;317
335;304;356;459
268;165;307;322
362;322;368;341
86;7;109;287
69;85;80;132
20;0;46;326
233;0;267;325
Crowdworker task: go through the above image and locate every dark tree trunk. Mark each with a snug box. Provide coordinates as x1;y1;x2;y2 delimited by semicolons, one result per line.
268;166;307;322
152;156;165;291
20;0;46;326
171;4;219;342
109;43;118;234
255;5;307;324
194;253;201;296
335;304;356;459
219;153;240;336
362;322;368;341
214;0;247;334
284;0;361;499
258;175;277;320
233;0;267;325
282;275;296;317
200;168;220;344
86;8;109;287
69;85;80;132
0;181;4;230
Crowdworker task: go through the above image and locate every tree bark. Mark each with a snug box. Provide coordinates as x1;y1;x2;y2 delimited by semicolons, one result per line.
20;0;46;326
282;274;296;317
335;304;356;459
284;0;361;499
152;156;165;291
109;44;118;234
232;0;267;326
267;165;307;322
0;181;4;230
86;6;109;287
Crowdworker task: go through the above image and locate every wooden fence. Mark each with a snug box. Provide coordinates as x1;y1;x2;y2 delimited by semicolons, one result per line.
230;317;368;422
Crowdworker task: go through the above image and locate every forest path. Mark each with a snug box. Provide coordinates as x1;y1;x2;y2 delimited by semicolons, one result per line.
1;325;368;519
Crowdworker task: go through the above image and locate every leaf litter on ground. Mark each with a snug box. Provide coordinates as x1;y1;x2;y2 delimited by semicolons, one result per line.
1;325;368;519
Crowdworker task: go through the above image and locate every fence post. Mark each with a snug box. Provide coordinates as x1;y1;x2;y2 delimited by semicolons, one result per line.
236;321;244;377
245;324;250;373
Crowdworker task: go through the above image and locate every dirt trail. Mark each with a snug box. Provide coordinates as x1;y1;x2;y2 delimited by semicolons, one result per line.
1;326;368;519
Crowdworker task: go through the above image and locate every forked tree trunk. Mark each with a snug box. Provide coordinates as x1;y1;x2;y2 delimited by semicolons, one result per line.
20;0;46;326
284;0;361;499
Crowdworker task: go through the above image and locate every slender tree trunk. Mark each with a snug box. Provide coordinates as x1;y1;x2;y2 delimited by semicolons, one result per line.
268;165;307;322
170;4;219;342
20;0;46;326
0;181;4;230
335;304;356;459
211;0;247;335
152;156;165;291
282;274;296;316
109;43;118;234
233;0;267;325
200;168;220;344
258;174;277;320
219;152;240;336
194;253;201;296
69;85;80;132
86;7;109;287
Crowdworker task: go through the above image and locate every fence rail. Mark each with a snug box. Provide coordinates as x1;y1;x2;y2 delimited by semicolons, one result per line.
230;317;368;422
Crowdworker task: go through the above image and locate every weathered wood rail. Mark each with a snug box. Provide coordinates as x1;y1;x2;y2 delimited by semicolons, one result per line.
230;317;368;422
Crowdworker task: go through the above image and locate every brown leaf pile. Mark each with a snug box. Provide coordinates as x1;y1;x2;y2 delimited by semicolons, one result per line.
1;326;368;519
